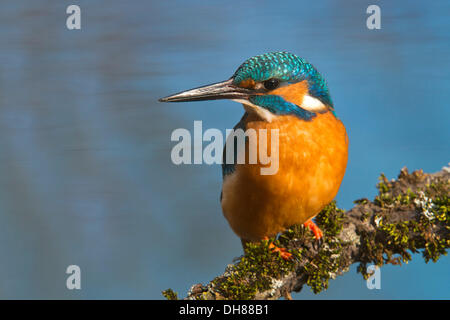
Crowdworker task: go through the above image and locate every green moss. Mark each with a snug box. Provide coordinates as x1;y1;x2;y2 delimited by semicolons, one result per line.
162;288;178;300
378;220;415;263
425;182;450;223
361;211;371;222
354;198;370;205
294;202;347;293
210;238;297;300
315;201;345;237
374;185;394;207
302;239;344;293
377;173;391;194
357;232;385;279
357;172;450;279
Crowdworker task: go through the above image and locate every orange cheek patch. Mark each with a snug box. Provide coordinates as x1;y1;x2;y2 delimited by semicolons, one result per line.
269;80;308;106
239;79;256;89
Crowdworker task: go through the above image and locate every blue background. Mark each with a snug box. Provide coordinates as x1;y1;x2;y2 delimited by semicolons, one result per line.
0;1;448;299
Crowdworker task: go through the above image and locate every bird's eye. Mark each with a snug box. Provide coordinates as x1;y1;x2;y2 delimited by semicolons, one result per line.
263;78;280;91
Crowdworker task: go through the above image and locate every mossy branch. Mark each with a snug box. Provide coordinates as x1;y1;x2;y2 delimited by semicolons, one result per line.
164;164;450;300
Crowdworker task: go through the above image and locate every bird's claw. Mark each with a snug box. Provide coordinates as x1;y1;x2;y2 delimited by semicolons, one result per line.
269;242;293;260
313;236;323;250
263;237;293;260
303;219;324;250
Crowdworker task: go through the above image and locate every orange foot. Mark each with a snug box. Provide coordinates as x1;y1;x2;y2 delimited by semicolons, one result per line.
303;220;323;240
263;237;293;260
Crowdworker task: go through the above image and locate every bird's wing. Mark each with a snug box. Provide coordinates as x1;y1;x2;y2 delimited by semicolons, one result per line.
221;112;249;179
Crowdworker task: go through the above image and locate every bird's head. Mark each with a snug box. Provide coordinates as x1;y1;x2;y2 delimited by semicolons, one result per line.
159;51;334;121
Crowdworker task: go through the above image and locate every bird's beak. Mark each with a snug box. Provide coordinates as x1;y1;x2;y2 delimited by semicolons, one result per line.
159;79;252;103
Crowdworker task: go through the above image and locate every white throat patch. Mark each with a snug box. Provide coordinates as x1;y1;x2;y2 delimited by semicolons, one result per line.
232;99;275;122
232;94;327;121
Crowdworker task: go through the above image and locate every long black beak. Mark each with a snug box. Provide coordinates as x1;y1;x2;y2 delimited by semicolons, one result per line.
159;79;252;102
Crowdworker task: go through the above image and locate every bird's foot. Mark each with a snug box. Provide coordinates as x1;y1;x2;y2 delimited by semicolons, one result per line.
303;219;323;240
263;237;293;260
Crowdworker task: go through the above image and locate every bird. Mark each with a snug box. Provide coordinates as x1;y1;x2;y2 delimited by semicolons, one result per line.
159;52;348;259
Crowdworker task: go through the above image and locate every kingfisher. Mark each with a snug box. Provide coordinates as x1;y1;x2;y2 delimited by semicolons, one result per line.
160;52;348;259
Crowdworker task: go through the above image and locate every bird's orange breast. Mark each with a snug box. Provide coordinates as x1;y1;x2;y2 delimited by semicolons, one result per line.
221;111;348;241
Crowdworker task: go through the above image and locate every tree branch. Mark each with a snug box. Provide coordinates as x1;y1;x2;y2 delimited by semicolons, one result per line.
163;164;450;300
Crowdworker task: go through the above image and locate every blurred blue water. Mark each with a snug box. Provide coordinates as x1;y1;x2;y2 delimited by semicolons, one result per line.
0;0;448;299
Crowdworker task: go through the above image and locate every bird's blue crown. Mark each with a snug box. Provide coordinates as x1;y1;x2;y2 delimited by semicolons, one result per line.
232;51;333;110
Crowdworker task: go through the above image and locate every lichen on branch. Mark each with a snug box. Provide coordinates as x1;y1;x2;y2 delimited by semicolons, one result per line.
164;164;450;300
